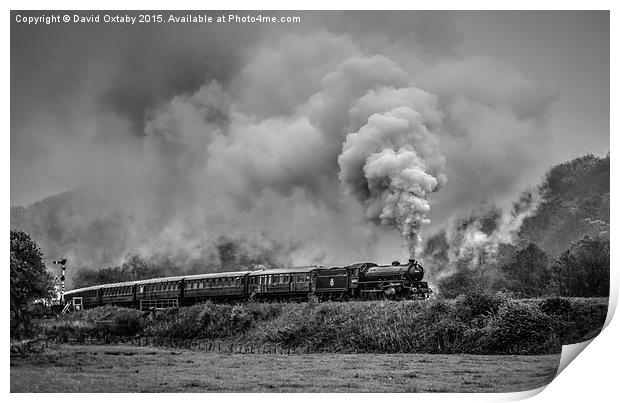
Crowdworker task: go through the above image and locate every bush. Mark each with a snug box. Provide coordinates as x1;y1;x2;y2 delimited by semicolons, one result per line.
38;297;607;355
456;292;505;322
539;297;572;316
481;301;559;354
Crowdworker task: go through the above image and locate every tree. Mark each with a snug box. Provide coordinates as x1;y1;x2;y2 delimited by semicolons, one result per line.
499;242;550;297
550;236;610;297
10;229;55;338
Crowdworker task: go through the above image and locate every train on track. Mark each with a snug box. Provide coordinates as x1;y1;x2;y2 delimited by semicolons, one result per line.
64;259;432;310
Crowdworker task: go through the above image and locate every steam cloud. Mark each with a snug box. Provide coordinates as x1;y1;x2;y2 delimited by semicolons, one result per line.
339;101;447;251
11;14;558;284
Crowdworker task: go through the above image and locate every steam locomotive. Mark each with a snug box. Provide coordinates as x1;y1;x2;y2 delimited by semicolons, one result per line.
63;259;431;310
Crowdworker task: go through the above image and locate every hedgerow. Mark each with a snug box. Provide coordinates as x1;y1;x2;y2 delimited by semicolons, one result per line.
41;294;607;355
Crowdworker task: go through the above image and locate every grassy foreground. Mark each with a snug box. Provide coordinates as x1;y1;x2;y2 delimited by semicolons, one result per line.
10;344;560;393
38;295;607;355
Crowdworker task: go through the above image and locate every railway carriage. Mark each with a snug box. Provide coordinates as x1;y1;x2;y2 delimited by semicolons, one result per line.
247;266;318;300
182;271;251;303
136;276;184;310
100;281;138;307
64;285;102;309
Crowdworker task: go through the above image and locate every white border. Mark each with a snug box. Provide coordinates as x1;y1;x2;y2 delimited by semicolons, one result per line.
4;3;616;403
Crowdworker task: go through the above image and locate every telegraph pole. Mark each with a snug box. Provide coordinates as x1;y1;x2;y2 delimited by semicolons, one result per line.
53;258;67;303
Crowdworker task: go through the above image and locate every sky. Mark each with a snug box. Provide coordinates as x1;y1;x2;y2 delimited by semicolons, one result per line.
451;11;609;161
9;10;611;269
11;11;609;207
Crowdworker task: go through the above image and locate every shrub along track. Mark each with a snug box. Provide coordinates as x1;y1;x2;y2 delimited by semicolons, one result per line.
35;295;607;355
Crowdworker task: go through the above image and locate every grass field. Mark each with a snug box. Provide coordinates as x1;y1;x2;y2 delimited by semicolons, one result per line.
10;344;560;393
